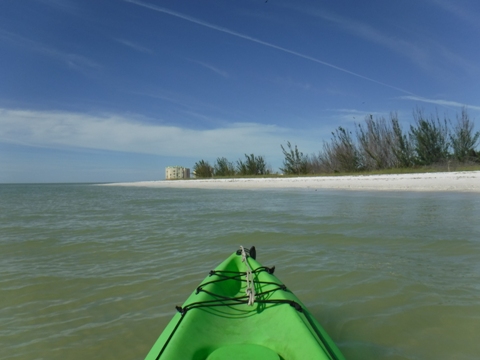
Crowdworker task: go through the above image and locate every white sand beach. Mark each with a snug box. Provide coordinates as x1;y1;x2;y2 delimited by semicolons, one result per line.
105;171;480;192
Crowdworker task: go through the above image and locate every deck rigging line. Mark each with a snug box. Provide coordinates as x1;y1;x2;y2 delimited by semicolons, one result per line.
155;247;341;360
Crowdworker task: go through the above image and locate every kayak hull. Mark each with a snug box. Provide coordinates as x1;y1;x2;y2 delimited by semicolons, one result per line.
145;248;345;360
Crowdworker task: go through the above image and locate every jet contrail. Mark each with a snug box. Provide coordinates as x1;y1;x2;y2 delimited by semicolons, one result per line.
125;0;415;96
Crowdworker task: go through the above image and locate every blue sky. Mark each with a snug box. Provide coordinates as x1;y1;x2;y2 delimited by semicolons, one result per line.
1;0;480;183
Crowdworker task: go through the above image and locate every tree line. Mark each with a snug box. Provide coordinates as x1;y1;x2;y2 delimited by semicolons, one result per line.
193;154;270;178
193;108;480;178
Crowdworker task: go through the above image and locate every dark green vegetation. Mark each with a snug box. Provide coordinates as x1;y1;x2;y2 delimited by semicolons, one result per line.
193;108;480;178
280;142;308;175
194;154;270;178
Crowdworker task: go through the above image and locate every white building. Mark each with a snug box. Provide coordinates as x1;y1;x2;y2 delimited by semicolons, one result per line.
165;166;190;180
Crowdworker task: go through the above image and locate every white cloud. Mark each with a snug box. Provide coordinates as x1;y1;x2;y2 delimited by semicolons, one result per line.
115;39;152;53
283;5;429;69
189;60;229;78
399;96;480;111
327;109;393;124
428;0;480;30
124;0;414;96
0;108;320;160
287;4;479;78
271;76;313;91
0;29;100;71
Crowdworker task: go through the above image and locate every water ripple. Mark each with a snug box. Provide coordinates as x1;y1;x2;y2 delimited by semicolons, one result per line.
1;185;479;359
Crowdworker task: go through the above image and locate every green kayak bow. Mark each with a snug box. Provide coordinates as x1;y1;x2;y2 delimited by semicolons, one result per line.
144;247;345;360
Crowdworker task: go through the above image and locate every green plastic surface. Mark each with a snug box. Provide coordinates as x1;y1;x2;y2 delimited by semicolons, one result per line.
206;344;280;360
144;249;345;360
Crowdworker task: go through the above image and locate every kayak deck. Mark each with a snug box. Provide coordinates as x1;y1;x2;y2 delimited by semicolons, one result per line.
145;247;345;360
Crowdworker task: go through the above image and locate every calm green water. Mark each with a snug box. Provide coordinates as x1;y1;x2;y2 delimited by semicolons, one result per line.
1;184;479;360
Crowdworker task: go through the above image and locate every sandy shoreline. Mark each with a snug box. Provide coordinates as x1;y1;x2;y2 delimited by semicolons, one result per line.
103;171;480;192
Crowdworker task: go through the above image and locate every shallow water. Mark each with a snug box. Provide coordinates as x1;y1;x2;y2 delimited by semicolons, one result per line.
1;184;479;359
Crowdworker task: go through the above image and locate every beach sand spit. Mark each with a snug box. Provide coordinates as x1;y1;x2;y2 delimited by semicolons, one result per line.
103;171;480;192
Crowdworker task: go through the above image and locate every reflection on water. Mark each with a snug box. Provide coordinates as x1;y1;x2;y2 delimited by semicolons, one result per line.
1;184;479;359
